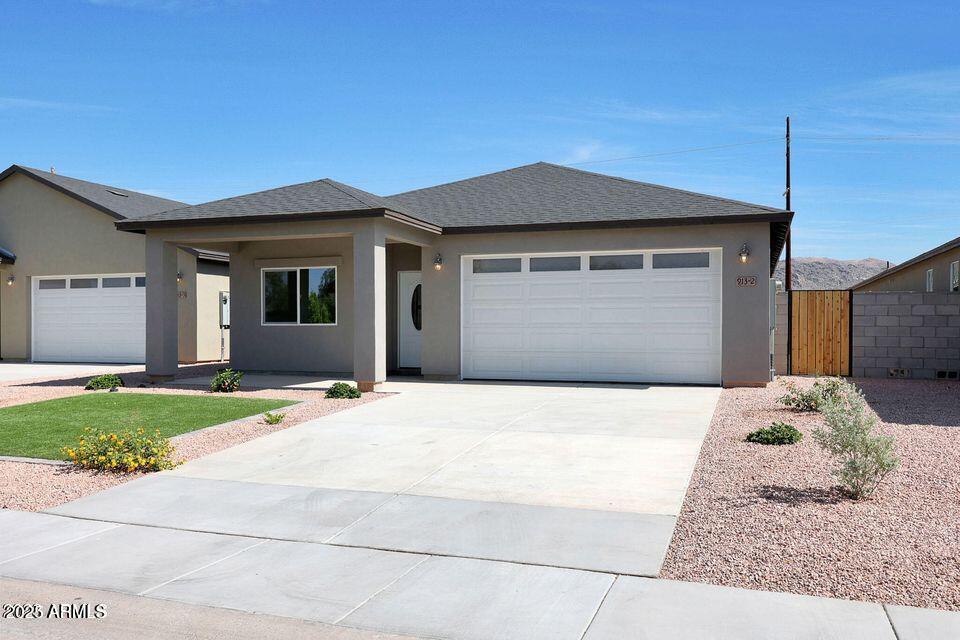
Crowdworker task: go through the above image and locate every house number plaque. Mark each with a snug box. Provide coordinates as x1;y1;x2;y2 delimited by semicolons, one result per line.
736;275;758;287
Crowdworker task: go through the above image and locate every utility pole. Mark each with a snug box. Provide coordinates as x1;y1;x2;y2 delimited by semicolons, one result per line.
785;116;792;291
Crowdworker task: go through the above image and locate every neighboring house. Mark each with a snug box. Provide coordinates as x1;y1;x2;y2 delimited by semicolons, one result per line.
117;162;792;388
851;236;960;293
0;165;230;364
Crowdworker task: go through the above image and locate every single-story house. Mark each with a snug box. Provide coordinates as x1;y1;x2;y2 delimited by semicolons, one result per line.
0;165;230;364
852;236;960;293
117;162;792;389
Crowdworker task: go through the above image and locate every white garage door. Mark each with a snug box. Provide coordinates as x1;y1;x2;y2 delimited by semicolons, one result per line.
32;274;146;363
461;249;722;384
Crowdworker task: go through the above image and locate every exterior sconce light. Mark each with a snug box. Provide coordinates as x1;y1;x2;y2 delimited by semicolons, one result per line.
433;253;443;271
176;271;184;283
5;275;14;286
738;243;750;264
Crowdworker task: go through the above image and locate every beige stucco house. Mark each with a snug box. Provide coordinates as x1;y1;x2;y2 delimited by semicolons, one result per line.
118;162;791;389
852;236;960;293
0;165;229;364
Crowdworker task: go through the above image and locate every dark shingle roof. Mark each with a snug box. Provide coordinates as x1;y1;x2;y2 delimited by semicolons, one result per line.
118;177;432;229
851;236;960;290
0;165;184;219
0;246;15;265
387;162;788;230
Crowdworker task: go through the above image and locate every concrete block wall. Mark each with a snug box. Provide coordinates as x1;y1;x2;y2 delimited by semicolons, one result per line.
774;291;789;375
852;292;960;379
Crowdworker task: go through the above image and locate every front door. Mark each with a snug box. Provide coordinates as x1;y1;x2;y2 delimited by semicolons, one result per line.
398;271;422;368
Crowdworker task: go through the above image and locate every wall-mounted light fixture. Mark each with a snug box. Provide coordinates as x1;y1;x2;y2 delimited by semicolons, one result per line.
738;243;751;264
176;271;184;283
433;253;443;271
5;275;14;286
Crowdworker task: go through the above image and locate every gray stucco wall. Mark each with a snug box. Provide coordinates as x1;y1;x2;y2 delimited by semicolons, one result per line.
229;237;355;373
852;292;960;379
420;221;774;386
228;236;422;374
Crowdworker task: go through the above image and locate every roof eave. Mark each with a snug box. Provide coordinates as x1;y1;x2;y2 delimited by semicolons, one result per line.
440;211;793;235
116;207;443;234
851;236;960;290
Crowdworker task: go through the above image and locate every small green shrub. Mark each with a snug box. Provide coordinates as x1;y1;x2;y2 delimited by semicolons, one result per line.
778;377;845;412
210;369;243;393
746;421;803;445
325;382;361;399
813;378;899;500
263;411;285;425
63;426;178;473
84;374;125;391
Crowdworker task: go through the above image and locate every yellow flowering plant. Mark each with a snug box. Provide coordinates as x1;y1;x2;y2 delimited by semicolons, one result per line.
63;426;178;473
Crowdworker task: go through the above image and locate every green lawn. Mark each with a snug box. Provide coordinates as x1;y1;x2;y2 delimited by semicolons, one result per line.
0;393;296;460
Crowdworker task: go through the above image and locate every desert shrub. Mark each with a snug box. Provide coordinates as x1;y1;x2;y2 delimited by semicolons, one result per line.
325;382;361;399
84;374;125;391
746;421;803;445
63;426;177;473
263;411;285;425
813;379;899;500
778;377;845;412
210;368;243;393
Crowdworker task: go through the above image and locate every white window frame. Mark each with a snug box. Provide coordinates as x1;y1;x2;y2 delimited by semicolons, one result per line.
951;261;959;292
925;268;934;293
260;266;337;327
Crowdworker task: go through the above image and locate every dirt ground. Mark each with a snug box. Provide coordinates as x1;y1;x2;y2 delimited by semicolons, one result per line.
661;376;960;611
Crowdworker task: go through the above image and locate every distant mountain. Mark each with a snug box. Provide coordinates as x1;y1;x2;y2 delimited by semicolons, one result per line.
774;257;892;290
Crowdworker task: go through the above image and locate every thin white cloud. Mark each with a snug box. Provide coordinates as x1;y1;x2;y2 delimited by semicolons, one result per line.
0;97;117;112
580;99;720;123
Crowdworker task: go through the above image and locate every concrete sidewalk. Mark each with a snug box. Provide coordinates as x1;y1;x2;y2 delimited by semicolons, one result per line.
2;511;957;639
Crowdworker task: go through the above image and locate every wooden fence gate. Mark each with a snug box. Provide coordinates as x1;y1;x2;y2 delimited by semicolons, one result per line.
789;290;851;376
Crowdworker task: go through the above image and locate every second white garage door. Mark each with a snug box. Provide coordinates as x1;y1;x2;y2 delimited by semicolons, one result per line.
461;249;722;384
32;274;146;363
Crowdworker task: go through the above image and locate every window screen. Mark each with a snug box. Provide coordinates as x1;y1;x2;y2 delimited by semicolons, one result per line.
529;256;581;272
589;254;644;270
263;270;298;323
473;258;521;273
299;267;336;325
652;252;710;269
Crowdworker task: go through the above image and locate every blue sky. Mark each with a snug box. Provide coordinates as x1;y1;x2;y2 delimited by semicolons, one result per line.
2;1;958;262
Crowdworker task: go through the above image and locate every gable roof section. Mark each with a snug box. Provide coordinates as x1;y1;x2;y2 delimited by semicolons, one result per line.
387;162;790;230
0;164;185;220
851;235;960;290
115;177;439;232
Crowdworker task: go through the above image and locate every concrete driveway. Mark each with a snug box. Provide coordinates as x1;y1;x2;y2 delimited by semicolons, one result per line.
2;380;948;639
0;361;141;383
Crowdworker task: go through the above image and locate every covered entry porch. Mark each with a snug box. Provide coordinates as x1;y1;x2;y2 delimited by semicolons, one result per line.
139;216;435;391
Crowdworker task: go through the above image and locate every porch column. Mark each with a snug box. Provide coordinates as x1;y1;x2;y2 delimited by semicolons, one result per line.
353;223;387;390
145;235;179;381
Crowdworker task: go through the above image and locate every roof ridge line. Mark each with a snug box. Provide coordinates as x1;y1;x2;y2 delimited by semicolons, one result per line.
387;161;547;197
320;178;385;209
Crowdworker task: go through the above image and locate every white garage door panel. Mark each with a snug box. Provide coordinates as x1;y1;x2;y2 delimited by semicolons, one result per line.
33;276;146;364
461;249;722;384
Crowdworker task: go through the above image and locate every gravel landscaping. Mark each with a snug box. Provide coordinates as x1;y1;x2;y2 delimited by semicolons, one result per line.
0;364;387;512
661;376;960;611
